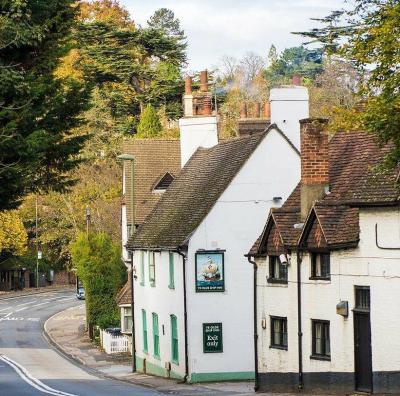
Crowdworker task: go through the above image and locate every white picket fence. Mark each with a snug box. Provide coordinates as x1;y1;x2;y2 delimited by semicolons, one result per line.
100;329;132;354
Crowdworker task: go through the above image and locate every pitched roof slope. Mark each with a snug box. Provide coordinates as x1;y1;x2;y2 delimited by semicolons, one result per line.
122;139;181;224
250;130;399;255
116;271;132;305
127;132;267;250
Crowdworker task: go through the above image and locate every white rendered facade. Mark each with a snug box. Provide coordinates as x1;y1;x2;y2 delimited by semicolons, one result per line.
256;207;400;394
132;128;301;381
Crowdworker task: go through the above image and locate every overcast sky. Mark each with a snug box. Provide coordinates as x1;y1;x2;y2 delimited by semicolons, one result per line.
120;0;345;71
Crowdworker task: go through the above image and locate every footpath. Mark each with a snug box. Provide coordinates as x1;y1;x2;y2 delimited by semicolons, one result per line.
0;285;75;299
44;305;296;396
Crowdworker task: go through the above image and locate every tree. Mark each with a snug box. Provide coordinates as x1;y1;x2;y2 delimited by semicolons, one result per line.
136;105;162;138
71;232;126;330
147;8;185;40
265;46;323;84
0;211;27;256
0;0;88;210
297;0;400;169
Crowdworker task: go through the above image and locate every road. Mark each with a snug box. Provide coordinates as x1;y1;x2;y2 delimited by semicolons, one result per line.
0;289;161;396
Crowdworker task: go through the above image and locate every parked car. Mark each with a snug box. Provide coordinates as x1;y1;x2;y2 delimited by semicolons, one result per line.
76;287;85;300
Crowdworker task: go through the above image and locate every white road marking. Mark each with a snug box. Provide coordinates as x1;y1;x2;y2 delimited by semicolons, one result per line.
0;307;12;312
15;306;29;312
0;355;79;396
15;300;38;307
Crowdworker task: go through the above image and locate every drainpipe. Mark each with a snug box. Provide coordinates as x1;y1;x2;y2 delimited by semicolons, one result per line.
296;251;303;390
247;255;259;392
131;250;136;373
177;249;189;383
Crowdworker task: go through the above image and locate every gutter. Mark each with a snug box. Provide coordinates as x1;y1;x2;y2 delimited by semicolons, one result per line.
296;250;303;390
177;249;189;383
246;255;259;392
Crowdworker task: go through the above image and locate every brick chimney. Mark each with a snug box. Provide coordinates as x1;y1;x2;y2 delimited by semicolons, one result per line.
183;76;193;117
292;74;302;86
264;102;270;119
200;70;208;92
300;118;329;220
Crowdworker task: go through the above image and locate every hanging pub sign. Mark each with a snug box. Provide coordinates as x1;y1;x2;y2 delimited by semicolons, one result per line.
195;251;225;292
203;323;223;353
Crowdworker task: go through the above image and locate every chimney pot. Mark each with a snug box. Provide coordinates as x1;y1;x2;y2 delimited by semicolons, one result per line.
292;75;302;86
264;102;271;119
185;76;192;95
240;103;247;119
202;95;212;116
300;118;329;220
200;70;208;92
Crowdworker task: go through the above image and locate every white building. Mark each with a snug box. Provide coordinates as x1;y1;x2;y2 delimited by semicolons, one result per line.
249;119;400;394
123;74;309;382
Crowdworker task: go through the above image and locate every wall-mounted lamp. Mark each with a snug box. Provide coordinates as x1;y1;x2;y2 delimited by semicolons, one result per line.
336;301;349;317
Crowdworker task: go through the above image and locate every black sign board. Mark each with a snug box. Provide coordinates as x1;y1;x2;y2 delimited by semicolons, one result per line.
203;323;223;353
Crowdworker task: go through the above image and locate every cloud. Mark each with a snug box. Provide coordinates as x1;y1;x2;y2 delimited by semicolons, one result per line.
121;0;343;70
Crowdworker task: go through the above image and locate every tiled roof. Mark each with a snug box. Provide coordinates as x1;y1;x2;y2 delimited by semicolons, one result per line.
250;130;399;255
127;131;268;250
122;139;181;225
116;271;132;305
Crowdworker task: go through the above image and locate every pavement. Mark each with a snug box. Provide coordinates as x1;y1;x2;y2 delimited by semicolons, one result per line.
0;284;75;299
44;304;264;395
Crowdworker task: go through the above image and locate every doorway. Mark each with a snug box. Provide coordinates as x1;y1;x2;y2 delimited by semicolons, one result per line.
354;286;372;392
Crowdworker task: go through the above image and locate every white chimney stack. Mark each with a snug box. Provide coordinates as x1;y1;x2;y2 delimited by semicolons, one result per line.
179;70;218;167
270;82;309;151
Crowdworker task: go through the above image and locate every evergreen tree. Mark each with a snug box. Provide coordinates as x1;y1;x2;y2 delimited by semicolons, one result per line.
0;0;88;209
71;232;126;329
136;105;162;138
297;0;400;169
147;8;185;40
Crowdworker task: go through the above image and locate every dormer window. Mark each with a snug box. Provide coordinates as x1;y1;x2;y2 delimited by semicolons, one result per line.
153;172;174;192
310;252;330;280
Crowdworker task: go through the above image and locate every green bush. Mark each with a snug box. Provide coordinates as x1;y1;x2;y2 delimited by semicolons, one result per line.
71;232;126;329
136;104;162;138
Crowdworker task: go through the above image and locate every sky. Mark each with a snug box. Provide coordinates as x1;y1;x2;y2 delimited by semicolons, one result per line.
120;0;345;71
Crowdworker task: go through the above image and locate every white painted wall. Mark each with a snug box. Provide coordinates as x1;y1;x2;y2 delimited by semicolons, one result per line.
133;250;186;378
257;207;400;377
270;86;309;151
179;116;218;167
185;128;301;377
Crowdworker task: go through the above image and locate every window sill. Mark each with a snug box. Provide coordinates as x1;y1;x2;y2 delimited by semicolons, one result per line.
153;355;161;360
140;282;145;286
269;345;288;351
150;282;156;288
309;277;331;282
267;278;288;285
310;354;331;361
171;359;179;365
168;284;175;290
143;350;148;354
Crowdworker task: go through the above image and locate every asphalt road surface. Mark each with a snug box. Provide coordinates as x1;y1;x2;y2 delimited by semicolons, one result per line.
0;290;162;396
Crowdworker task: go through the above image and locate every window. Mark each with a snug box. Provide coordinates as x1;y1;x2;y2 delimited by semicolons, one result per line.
169;252;175;289
152;312;160;358
311;320;330;359
311;252;330;279
170;315;178;364
270;317;288;349
153;173;174;192
149;252;155;286
355;286;370;311
140;251;145;285
142;309;148;353
121;307;132;334
268;256;287;283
